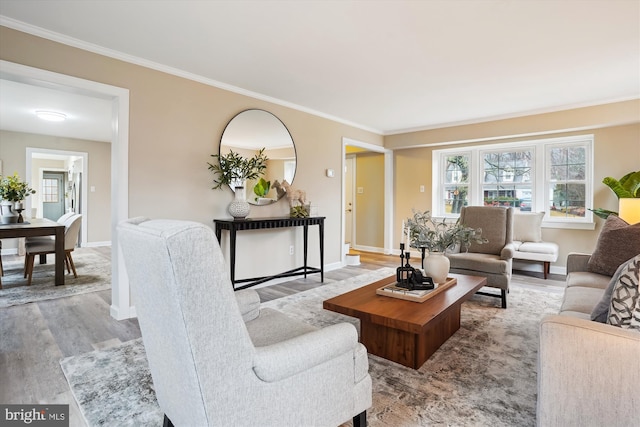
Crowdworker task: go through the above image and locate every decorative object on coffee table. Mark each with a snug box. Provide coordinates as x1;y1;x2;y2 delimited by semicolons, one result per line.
405;209;486;283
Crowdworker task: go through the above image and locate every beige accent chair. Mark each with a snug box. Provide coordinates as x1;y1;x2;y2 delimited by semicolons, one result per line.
118;218;372;427
24;213;82;285
446;206;515;308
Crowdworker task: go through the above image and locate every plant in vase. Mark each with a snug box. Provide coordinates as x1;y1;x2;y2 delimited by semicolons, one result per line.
405;209;487;283
208;148;268;218
0;173;36;224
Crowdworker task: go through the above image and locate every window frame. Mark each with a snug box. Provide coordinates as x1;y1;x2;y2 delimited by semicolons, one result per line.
432;135;595;229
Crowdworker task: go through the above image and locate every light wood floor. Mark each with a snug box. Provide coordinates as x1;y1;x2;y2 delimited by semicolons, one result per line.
0;248;565;426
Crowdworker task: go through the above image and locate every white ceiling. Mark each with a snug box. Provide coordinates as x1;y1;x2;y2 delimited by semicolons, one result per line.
0;0;638;138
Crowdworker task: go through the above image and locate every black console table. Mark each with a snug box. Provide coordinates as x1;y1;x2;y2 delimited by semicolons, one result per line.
214;216;325;290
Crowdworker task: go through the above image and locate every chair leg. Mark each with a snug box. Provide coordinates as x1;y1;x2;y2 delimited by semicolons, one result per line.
66;251;78;278
543;261;550;279
163;414;174;427
501;289;507;309
353;411;367;427
26;254;35;286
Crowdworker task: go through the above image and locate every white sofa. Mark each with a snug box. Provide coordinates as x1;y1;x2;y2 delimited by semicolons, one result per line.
537;253;640;426
512;213;558;279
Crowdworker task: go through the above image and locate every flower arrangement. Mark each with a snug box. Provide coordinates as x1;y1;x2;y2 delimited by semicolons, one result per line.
208;148;268;190
405;209;487;253
0;173;36;202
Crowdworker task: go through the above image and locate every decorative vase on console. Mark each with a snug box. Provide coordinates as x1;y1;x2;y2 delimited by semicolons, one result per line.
423;251;450;284
228;185;251;219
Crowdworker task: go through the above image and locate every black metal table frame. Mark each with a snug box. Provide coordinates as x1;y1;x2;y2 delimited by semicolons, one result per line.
214;216;325;290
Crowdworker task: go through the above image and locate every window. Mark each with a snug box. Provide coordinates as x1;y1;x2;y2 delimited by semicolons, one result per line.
42;178;59;203
441;154;470;214
547;144;587;219
432;135;593;228
482;149;533;209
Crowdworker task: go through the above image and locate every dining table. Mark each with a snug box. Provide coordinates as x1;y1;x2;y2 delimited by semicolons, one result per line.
0;218;66;288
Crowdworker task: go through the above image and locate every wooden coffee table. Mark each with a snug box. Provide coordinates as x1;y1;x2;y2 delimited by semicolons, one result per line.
323;273;486;369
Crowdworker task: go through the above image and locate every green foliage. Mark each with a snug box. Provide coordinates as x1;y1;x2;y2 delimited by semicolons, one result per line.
406;210;487;253
208;148;268;190
253;178;271;200
0;173;36;202
591;170;640;219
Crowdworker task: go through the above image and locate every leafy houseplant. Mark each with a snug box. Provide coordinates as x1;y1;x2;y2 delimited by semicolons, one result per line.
591;170;640;219
0;173;36;202
406;210;487;253
208;148;268;190
253;177;271;201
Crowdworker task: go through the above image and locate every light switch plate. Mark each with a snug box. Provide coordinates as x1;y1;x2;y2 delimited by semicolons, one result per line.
326;169;335;178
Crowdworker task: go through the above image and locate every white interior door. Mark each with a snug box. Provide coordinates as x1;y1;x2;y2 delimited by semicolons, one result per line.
345;155;356;251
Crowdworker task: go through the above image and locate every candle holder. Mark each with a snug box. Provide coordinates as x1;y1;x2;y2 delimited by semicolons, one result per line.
396;244;435;291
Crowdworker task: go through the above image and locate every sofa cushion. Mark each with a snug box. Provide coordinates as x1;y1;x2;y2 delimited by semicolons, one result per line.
591;257;634;323
629;293;640;331
560;286;607;315
566;271;610;290
607;255;640;328
446;252;510;275
513;212;544;242
587;215;640;276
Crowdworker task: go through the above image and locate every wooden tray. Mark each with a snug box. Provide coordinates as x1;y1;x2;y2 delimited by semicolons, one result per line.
376;277;458;303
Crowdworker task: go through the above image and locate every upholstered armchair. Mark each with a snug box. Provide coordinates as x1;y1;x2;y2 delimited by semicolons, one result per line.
118;218;371;427
446;206;514;308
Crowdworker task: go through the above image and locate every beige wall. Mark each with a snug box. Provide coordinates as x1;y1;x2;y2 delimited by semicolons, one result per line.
354;152;385;248
2;25;638;276
388;121;640;270
0;26;383;277
0;130;112;244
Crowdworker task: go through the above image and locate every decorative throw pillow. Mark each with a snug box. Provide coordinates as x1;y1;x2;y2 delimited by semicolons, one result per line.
590;256;634;323
587;215;640;276
513;212;544;242
628;292;640;331
606;255;640;328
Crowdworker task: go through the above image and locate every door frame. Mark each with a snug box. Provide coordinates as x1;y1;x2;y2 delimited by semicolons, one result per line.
1;60;132;320
341;137;394;264
26;148;89;246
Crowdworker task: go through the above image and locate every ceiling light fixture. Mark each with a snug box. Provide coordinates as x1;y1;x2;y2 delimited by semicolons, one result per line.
35;110;67;122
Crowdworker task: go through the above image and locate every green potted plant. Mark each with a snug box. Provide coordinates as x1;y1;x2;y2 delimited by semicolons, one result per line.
405;209;487;253
208;148;268;218
0;173;36;224
591;170;640;219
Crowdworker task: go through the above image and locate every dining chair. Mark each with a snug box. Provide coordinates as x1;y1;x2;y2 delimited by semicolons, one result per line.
24;214;82;286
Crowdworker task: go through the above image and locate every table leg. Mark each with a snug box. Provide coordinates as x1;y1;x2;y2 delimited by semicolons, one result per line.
319;221;324;282
54;226;65;286
303;224;309;278
230;228;237;287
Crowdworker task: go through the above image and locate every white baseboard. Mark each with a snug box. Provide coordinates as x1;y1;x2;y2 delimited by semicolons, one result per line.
82;241;111;248
110;304;136;320
352;245;385;254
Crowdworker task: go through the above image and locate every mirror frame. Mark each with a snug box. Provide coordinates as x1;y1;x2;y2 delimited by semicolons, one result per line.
219;109;297;205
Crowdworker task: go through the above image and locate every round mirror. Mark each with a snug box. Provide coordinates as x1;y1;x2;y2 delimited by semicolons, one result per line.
220;109;296;205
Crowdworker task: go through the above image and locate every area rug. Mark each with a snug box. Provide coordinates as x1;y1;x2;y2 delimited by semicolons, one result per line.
0;249;111;308
60;268;562;426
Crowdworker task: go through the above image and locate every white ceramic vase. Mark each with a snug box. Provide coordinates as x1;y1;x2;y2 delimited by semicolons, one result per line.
228;186;250;219
0;200;18;224
424;251;450;284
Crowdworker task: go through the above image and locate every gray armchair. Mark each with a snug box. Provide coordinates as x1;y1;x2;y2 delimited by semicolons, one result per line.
118;218;371;427
446;206;514;308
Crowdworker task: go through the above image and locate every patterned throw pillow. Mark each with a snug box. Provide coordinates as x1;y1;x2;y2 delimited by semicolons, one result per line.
607;255;640;328
629;292;640;331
